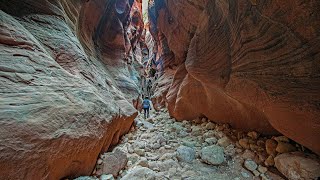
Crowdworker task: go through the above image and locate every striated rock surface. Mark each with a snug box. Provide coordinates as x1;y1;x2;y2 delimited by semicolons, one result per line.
0;0;144;179
149;0;320;154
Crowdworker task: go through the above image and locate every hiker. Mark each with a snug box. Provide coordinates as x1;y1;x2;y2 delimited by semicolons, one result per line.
142;96;152;119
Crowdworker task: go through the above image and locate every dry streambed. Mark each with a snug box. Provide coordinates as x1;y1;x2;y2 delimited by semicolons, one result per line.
74;109;320;180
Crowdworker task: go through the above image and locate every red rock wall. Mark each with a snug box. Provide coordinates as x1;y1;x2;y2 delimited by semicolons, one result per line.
0;0;144;179
149;0;320;154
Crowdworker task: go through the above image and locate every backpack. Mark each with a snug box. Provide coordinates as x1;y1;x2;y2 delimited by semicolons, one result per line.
142;99;150;109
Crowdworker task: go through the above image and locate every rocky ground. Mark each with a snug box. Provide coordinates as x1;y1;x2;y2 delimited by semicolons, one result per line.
75;109;320;180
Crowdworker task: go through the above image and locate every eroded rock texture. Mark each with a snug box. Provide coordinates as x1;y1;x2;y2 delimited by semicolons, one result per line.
149;0;320;154
0;0;144;179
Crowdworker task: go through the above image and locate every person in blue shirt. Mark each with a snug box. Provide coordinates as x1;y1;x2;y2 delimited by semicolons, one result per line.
142;96;152;119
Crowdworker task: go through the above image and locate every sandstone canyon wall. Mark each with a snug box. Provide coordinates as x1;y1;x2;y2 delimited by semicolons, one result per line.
149;0;320;155
0;0;144;179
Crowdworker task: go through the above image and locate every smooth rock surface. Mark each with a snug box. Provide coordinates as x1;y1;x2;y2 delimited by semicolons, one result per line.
0;0;142;178
149;0;320;155
274;152;320;180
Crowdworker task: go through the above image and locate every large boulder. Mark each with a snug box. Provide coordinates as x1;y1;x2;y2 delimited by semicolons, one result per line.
0;0;143;179
121;167;157;180
149;0;320;155
200;145;225;165
97;149;128;177
274;152;320;180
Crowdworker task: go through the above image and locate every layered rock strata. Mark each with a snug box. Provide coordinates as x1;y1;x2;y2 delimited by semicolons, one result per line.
0;0;144;179
149;0;320;154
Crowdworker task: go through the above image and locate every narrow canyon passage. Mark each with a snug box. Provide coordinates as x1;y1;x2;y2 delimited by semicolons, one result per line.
0;0;320;180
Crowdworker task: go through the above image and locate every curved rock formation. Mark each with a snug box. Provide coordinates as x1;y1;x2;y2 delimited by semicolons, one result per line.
0;0;144;179
149;0;320;154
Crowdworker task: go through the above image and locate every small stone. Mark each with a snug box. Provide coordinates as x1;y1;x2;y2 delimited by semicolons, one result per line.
257;140;265;147
100;174;114;180
274;136;290;143
182;170;198;178
264;155;275;167
265;139;277;155
247;131;259;140
276;142;296;153
239;138;250;149
193;118;202;124
74;177;98;180
97;159;103;165
159;153;175;161
203;131;215;138
258;165;268;174
182;140;196;148
182;120;189;127
257;153;267;163
241;150;256;160
200;145;225;165
260;173;270;180
241;169;253;178
252;170;260;176
134;149;145;156
205;122;216;130
216;124;224;131
265;171;285;180
176;146;196;163
137;157;149;167
168;167;177;176
244;159;258;171
217;136;232;147
151;142;161;150
191;126;202;136
164;145;171;149
205;137;218;145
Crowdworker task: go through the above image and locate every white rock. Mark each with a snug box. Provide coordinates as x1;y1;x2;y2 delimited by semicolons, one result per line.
121;167;156;180
100;174;114;180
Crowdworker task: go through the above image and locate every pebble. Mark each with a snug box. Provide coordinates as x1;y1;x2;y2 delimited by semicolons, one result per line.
217;136;232;147
265;139;277;155
247;131;259;140
244;159;258;171
205;122;216;130
264;155;275;167
239;138;250;149
134;149;145;156
276;141;296;153
205;137;218;145
258;165;268;174
137;157;149;167
100;174;114;180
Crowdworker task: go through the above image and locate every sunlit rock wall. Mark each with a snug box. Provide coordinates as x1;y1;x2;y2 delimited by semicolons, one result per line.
0;0;144;178
149;0;320;155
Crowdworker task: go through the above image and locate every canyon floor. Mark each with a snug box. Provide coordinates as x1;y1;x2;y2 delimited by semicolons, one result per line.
72;108;319;180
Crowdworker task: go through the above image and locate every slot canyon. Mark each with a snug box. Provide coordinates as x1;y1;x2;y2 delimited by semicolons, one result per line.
0;0;320;179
